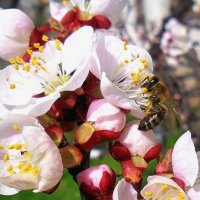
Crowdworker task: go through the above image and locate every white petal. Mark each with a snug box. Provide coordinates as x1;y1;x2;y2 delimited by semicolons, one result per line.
11;92;60;117
100;73;138;110
93;31;123;79
172;131;199;186
22;126;63;192
0;114;38;146
141;175;188;200
89;0;128;24
62;26;94;75
0;65;43;106
0;182;19;195
49;0;69;21
0;9;34;60
113;178;138;200
187;185;200;200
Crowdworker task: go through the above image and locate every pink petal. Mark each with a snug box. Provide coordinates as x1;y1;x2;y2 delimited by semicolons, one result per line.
118;120;157;157
22;126;63;192
0;9;34;60
89;0;128;24
113;178;138;200
50;1;69;21
172;131;199;186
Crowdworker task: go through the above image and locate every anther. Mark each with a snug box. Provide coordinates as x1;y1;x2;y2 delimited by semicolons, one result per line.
12;123;21;131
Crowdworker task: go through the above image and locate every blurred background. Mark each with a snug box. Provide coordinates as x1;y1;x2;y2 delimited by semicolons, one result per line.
0;0;200;199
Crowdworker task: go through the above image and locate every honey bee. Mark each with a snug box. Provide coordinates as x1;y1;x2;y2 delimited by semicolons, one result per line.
137;75;176;131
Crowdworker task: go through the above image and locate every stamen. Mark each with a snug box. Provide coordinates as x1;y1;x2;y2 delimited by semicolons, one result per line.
16;56;24;64
0;145;3;150
7;144;14;149
6;165;13;172
144;191;153;197
23;151;32;161
3;154;9;162
9;58;16;64
12;123;21;131
13;64;19;70
31;167;39;176
123;41;128;50
9;83;16;89
27;48;33;55
33;43;40;48
39;46;44;53
161;184;168;191
14;143;22;150
23;65;31;72
42;35;48;42
55;39;62;51
140;58;148;68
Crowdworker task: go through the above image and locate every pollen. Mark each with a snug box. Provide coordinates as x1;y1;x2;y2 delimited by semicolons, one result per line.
62;0;68;6
16;56;24;64
141;87;148;93
123;41;128;50
161;184;168;191
9;170;16;175
39;46;44;53
17;162;25;169
178;192;185;200
140;58;148;68
10;83;16;89
144;191;153;196
0;145;3;150
131;73;141;85
6;165;13;172
55;39;61;50
23;144;28;149
23;65;30;72
12;123;21;131
3;154;9;162
9;58;16;64
7;144;14;149
42;35;48;42
14;143;22;150
31;167;39;176
24;151;32;161
165;198;172;200
33;43;40;48
5;77;9;81
14;64;19;70
31;57;37;66
27;48;33;55
124;59;129;63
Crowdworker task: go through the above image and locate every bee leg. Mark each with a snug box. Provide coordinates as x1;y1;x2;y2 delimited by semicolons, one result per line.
140;76;150;87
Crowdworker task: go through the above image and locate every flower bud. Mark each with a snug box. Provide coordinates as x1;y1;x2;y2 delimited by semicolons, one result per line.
0;9;34;60
118;120;158;158
87;99;126;132
77;164;116;200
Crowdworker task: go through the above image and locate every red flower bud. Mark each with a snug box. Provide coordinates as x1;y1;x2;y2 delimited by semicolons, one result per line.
109;141;131;161
77;165;116;200
45;124;64;146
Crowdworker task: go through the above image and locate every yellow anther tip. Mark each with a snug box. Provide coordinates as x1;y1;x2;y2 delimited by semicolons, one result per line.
3;154;9;162
144;191;153;196
42;35;48;42
141;87;148;93
9;83;16;89
12;124;21;131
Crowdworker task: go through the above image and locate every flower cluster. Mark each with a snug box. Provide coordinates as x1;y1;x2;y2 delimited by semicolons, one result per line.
0;0;199;199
